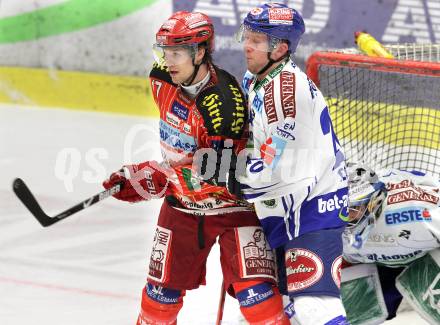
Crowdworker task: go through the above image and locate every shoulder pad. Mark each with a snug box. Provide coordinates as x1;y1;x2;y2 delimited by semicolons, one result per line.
149;62;175;85
196;68;247;138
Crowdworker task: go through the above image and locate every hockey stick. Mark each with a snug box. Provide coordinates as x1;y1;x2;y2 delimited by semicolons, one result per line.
12;178;122;227
215;279;226;325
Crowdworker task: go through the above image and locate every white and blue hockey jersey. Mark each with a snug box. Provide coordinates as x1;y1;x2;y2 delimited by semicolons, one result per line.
343;169;440;267
238;59;348;248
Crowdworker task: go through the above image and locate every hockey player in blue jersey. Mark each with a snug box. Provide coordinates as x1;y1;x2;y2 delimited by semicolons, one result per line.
229;3;349;324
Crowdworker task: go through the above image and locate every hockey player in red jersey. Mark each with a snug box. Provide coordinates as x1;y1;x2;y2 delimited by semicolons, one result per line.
103;11;289;325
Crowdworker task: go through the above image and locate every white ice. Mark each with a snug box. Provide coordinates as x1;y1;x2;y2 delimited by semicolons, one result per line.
0;105;429;324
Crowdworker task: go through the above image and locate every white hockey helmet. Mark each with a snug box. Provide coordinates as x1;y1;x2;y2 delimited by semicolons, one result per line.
344;189;386;249
347;163;384;222
347;163;381;206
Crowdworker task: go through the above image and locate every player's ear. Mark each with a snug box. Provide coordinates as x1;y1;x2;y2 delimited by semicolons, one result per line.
272;42;289;61
195;46;206;65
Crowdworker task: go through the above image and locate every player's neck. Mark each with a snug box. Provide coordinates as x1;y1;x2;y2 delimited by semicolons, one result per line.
257;59;286;81
191;63;209;85
181;65;210;98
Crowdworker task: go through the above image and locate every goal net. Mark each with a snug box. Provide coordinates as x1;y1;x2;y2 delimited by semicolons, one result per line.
306;44;440;178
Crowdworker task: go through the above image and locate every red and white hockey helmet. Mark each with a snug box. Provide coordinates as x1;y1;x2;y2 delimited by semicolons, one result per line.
153;11;215;66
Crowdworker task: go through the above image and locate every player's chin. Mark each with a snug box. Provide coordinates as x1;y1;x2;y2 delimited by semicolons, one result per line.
246;64;261;75
169;72;183;84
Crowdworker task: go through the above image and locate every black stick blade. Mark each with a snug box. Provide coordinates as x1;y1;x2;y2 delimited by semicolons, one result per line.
12;178;55;227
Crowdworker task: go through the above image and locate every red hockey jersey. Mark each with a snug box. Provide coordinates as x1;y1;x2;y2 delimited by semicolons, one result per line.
149;62;249;211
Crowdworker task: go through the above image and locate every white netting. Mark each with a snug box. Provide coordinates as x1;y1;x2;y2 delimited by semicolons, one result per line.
308;43;440;178
328;43;440;62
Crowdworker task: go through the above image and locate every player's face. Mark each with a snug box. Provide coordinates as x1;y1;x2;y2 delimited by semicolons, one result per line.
164;47;195;84
242;30;271;74
348;204;367;223
154;46;195;84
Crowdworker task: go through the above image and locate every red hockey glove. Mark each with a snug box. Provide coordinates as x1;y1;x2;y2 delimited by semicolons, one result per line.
103;161;171;203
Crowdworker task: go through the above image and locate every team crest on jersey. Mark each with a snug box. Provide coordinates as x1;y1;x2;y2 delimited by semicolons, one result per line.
236;227;277;281
331;256;342;288
262;199;277;209
285;248;324;292
148;226;172;283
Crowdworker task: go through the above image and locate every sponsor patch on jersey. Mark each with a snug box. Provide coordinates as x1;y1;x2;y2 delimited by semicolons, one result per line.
160;120;197;153
148;226;172;283
275;120;295;140
318;193;348;213
235;227;277;281
183;123;191;134
386;179;413;191
366;250;423;264
365;233;398;247
229;84;246;135
252;93;263;113
171;101;189;121
398;230;411;240
200;93;224;134
268;8;293;25
387;188;438;205
280;71;296;118
285;248;324;292
331;256;342;289
166;111;180;127
263;81;277;124
385;207;432;225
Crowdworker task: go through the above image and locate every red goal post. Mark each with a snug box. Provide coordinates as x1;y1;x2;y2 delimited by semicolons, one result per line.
306;45;440;178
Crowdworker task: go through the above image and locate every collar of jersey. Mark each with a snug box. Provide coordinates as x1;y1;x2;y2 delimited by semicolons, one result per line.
252;59;289;93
